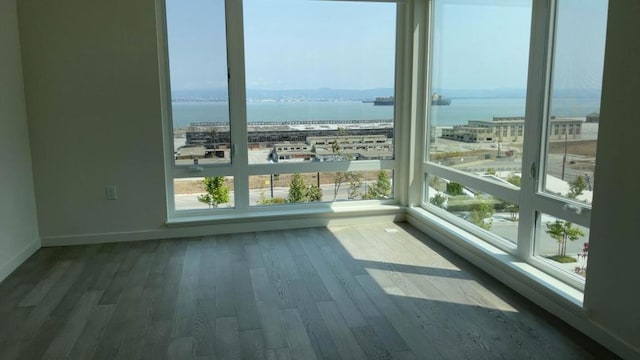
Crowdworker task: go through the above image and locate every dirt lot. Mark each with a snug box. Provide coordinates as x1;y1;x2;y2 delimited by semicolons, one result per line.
548;140;597;157
174;170;392;195
510;139;597;173
510;139;597;157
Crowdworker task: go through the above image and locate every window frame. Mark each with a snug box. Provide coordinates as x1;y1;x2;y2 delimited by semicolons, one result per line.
419;0;598;291
158;0;402;220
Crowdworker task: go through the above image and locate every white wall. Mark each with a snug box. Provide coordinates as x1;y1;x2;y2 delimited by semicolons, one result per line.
18;0;168;240
0;0;40;281
584;0;640;353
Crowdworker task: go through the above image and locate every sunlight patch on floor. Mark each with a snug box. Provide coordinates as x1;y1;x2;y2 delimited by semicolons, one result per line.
366;268;519;312
328;225;460;270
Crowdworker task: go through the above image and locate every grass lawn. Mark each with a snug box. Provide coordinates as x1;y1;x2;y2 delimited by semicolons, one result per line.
547;255;577;263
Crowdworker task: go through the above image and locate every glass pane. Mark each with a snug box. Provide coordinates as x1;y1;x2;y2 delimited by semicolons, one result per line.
244;0;396;164
542;0;607;204
426;175;519;246
427;0;532;176
174;177;235;211
250;170;393;206
535;212;590;279
166;0;231;166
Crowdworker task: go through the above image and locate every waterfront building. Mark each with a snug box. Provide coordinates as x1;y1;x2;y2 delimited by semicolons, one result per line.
441;116;583;143
310;135;393;161
271;142;314;162
586;112;600;123
269;135;394;162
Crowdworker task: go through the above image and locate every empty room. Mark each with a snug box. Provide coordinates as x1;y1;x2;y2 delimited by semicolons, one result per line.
1;0;638;358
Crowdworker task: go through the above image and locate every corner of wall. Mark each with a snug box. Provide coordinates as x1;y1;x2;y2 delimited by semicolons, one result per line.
0;237;40;282
0;0;42;282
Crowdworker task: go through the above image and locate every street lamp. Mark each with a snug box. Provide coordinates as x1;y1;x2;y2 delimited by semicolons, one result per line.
268;159;274;198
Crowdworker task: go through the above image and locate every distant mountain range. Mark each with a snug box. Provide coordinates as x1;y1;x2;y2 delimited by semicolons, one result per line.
171;87;601;101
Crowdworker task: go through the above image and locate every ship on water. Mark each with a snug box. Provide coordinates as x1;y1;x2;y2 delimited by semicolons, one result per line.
431;93;451;105
373;96;394;106
372;93;452;106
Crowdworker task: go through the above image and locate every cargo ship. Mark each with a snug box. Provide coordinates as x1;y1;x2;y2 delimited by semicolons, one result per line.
431;93;451;105
372;94;451;106
373;96;394;106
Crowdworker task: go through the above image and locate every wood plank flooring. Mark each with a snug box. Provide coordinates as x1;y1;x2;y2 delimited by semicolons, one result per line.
0;222;618;359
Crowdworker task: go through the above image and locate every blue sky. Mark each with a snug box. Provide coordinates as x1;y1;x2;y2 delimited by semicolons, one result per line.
165;0;229;90
552;0;609;90
166;0;608;92
431;1;533;89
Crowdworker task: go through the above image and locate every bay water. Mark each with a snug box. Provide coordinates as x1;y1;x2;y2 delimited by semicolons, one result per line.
171;97;600;129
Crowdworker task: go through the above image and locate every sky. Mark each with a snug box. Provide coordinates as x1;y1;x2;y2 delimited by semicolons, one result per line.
431;0;533;90
165;0;608;93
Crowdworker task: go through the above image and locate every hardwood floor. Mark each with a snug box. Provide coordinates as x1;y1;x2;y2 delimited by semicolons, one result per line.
0;222;617;359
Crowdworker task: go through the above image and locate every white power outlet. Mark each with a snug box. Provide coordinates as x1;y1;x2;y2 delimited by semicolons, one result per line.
105;185;118;200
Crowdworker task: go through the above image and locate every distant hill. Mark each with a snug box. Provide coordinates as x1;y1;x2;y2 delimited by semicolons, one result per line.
246;88;394;101
171;87;395;101
435;88;601;99
171;87;601;101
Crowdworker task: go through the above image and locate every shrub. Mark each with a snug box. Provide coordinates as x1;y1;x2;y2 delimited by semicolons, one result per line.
197;176;230;208
446;182;464;196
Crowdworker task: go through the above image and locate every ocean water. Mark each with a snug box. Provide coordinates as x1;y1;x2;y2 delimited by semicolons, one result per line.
171;97;601;129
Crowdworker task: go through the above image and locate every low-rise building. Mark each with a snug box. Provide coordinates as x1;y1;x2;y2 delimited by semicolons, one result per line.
271;142;314;162
442;116;583;143
310;135;393;161
586;112;600;123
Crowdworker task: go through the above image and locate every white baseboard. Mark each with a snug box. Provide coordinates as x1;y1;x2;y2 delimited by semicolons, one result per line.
0;237;41;282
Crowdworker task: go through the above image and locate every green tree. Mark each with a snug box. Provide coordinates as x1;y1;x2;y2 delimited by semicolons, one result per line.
330;128;355;200
197;176;230;208
288;173;307;203
333;172;346;201
429;193;447;209
446;182;464;196
305;184;323;202
568;175;587;199
288;174;323;203
346;172;363;200
545;220;585;257
504;202;519;220
507;174;521;187
470;195;494;230
485;168;496;175
363;171;392;199
258;191;286;205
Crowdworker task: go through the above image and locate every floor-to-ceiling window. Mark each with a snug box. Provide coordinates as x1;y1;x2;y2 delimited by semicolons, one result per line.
422;0;607;289
424;0;533;251
161;0;398;216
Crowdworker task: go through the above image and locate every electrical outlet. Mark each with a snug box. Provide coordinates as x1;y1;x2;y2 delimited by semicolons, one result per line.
105;185;118;200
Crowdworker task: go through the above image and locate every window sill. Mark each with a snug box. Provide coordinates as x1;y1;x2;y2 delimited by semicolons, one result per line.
406;206;584;309
166;202;405;227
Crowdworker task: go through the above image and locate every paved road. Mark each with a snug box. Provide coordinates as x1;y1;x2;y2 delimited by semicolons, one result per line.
175;180;377;210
